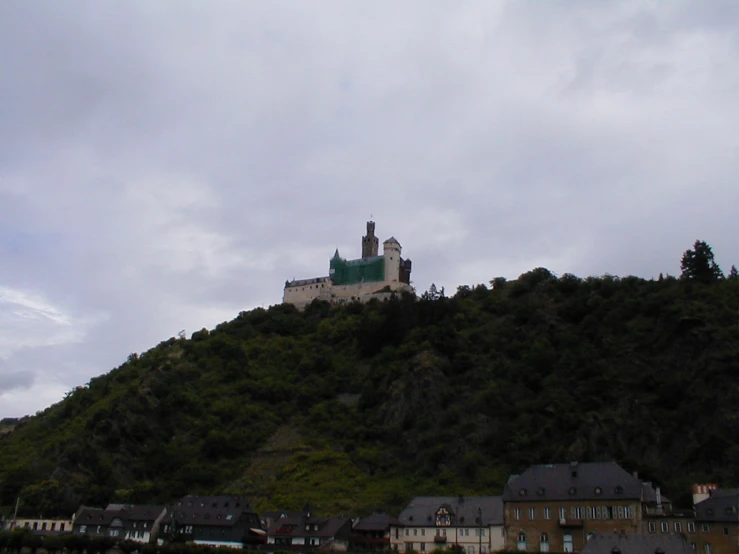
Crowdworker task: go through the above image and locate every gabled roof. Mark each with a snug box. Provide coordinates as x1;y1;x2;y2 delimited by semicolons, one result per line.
353;514;401;532
74;508;125;526
503;462;644;502
581;532;693;554
695;488;739;522
383;237;401;246
397;496;503;526
124;505;166;522
268;516;352;538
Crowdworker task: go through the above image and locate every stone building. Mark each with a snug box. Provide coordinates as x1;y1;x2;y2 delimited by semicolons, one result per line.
502;462;663;552
283;221;412;309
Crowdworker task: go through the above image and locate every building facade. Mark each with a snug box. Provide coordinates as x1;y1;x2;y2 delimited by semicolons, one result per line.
502;462;662;552
5;516;74;534
390;496;505;554
283;221;413;309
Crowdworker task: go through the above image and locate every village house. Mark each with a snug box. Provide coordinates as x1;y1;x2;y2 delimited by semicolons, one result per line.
691;485;739;554
581;531;694;554
73;507;126;539
160;495;265;549
266;510;353;551
4;515;74;534
390;495;505;554
110;504;167;543
350;514;400;550
502;461;663;552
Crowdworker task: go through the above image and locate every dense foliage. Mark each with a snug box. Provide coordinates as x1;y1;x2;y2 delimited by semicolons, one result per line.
0;254;737;518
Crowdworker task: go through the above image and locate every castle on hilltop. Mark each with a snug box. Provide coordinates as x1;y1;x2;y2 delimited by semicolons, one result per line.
283;221;413;309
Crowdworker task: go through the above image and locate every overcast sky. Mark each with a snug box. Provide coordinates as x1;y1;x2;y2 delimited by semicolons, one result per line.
1;1;737;417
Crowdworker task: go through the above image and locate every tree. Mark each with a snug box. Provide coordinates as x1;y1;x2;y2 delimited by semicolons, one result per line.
680;240;723;283
729;265;738;280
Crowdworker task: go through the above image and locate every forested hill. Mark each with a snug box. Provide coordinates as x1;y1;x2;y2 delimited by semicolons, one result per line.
0;265;737;519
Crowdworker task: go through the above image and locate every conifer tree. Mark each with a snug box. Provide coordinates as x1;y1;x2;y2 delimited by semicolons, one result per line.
680;240;723;283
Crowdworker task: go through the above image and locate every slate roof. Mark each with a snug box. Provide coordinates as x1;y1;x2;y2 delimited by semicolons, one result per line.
163;495;258;528
104;504;166;522
383;237;401;246
503;462;645;502
695;489;739;522
75;508;125;526
397;496;503;527
581;532;693;554
269;516;352;539
353;514;401;532
125;505;166;521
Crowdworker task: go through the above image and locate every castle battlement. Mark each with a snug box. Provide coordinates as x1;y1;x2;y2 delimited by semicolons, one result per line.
283;221;413;309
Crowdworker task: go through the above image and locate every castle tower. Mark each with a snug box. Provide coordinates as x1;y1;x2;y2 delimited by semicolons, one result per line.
362;221;379;258
383;237;401;283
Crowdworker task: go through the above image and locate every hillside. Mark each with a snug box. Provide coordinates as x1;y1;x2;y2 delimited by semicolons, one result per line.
0;267;737;518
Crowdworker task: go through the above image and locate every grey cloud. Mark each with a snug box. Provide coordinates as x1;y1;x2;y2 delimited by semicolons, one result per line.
0;0;737;415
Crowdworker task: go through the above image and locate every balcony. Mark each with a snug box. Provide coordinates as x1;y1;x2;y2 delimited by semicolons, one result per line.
434;535;447;543
558;518;583;528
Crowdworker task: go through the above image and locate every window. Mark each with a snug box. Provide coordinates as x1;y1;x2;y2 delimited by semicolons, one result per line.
517;532;526;551
703;544;712;554
544;508;552;520
42;522;47;531
701;524;710;533
661;521;669;533
405;529;409;536
481;548;487;554
466;547;474;554
33;522;38;530
60;524;65;531
514;508;521;520
80;525;87;533
723;527;729;536
519;488;527;496
528;508;536;520
648;522;656;533
674;522;682;532
570;507;584;519
688;522;695;533
421;529;425;536
539;533;550;553
559;507;567;521
586;506;594;519
563;533;573;553
405;543;412;552
420;543;425;552
414;529;418;536
568;487;577;496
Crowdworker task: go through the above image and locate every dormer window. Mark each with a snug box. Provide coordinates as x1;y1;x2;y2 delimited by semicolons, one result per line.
568;487;577;495
615;486;624;494
537;488;545;496
435;507;451;527
594;487;603;495
519;488;527;496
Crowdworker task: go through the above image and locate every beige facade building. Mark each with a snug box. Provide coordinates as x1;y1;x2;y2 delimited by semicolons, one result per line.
390;496;505;554
5;516;74;533
283;221;412;309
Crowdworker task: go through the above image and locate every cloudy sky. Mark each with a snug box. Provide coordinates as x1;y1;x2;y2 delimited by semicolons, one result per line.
1;1;737;417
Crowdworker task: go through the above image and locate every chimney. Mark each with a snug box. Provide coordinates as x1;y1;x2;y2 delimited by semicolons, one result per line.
692;484;718;506
570;461;579;478
656;487;664;515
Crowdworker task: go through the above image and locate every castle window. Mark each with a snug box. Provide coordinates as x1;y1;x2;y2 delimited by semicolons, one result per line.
648;522;656;533
674;521;682;532
660;521;668;532
688;522;695;533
